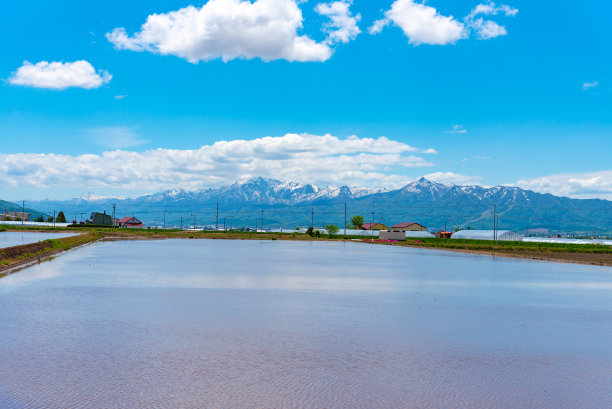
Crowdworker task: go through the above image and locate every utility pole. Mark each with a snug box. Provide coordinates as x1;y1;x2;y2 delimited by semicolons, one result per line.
371;211;375;238
53;210;56;227
311;208;314;229
216;202;219;231
344;202;347;237
22;201;24;226
180;217;183;230
163;210;166;229
112;203;116;229
224;217;226;232
493;204;497;244
261;210;264;232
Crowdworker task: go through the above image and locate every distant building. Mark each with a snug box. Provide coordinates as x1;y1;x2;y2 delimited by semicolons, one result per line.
361;223;389;231
117;217;143;228
86;212;112;226
435;231;453;239
451;230;523;242
0;211;30;221
391;222;426;232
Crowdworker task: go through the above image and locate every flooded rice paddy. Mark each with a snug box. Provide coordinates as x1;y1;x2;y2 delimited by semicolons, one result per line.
0;232;78;249
0;239;611;408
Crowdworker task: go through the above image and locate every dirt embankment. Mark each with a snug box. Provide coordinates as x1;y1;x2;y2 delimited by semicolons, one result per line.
0;232;100;276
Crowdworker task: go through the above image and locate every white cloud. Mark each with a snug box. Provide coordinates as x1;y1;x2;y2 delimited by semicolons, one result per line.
106;0;332;63
517;171;612;200
465;2;518;39
424;171;483;185
87;126;148;149
114;94;128;100
582;81;599;91
369;0;467;45
315;1;361;44
8;60;112;90
0;133;434;191
445;124;467;134
370;1;518;43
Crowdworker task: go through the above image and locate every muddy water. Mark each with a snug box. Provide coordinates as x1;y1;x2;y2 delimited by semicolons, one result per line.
0;240;611;408
0;232;78;249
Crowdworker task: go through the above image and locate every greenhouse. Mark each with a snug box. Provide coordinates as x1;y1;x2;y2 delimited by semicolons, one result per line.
405;231;436;238
451;230;523;241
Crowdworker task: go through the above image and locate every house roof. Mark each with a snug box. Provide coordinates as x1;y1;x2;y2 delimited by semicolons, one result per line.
392;222;424;228
118;217;142;224
361;223;389;230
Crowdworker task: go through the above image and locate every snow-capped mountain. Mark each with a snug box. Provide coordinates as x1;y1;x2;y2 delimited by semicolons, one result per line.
23;177;612;232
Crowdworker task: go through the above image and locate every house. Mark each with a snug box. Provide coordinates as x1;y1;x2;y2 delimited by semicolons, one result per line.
85;212;112;226
391;222;426;232
0;211;30;221
117;217;143;228
361;223;389;231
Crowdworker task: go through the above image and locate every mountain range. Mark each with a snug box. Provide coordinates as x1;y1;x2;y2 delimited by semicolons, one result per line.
17;177;612;233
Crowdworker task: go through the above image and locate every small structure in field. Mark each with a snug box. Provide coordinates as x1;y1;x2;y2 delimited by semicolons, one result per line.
379;230;406;240
361;223;389;231
435;231;453;239
117;217;143;228
452;230;523;241
391;222;426;232
86;212;112;226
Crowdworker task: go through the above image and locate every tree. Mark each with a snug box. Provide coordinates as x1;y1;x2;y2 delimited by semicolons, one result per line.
325;224;339;237
46;216;54;223
56;211;66;223
351;215;364;229
306;227;314;237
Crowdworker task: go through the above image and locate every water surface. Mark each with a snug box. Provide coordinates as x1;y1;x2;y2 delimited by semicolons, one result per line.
0;232;78;249
0;239;611;408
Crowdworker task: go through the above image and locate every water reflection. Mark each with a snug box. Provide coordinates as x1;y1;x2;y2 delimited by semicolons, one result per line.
0;232;78;249
0;239;611;408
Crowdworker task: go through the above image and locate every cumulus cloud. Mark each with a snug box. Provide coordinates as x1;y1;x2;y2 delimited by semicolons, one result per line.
370;0;517;43
0;133;435;191
369;0;466;45
8;60;112;90
465;2;518;39
87;126;148;149
315;0;361;44
517;171;612;200
106;0;332;63
582;81;599;91
424;171;483;185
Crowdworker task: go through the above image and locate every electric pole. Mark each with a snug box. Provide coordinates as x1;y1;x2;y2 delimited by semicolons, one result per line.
112;203;116;229
493;204;497;244
180;216;183;230
163;209;166;229
311;208;314;229
22;201;24;226
216;202;219;231
261;210;264;232
344;202;347;237
371;211;375;238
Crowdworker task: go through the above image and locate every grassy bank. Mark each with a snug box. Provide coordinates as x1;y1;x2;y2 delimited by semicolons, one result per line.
0;231;101;276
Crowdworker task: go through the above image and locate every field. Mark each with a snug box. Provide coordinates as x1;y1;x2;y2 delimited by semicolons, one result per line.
1;226;611;273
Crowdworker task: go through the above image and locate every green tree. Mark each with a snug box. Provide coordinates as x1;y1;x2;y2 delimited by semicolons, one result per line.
46;216;54;223
351;215;364;229
325;224;339;237
56;211;66;223
306;227;314;237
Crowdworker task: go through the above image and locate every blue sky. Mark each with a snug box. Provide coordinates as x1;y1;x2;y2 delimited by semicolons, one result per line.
1;0;611;200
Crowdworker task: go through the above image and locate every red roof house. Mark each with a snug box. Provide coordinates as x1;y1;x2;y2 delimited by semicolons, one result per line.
117;217;143;228
361;222;389;231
